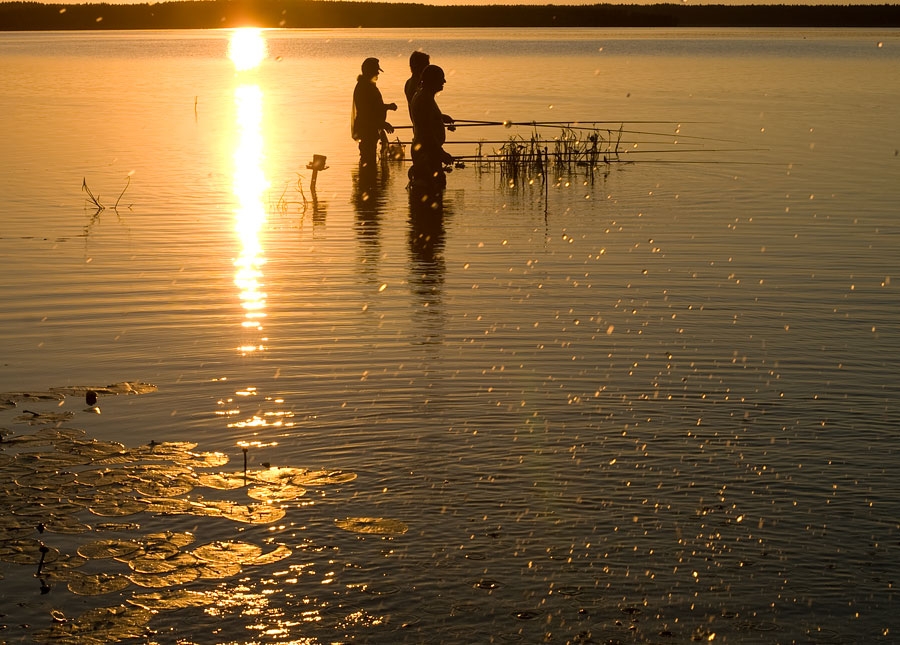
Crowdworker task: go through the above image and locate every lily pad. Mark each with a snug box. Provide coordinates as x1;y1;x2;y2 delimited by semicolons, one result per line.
295;469;358;486
128;566;200;588
195;559;243;580
134;472;195;497
67;571;132;596
127;589;215;610
192;540;263;565
335;517;409;536
141;496;192;515
197;472;249;490
128;552;199;574
249;544;292;566
222;503;286;524
88;497;148;517
77;539;143;560
0;539;60;564
246;484;307;502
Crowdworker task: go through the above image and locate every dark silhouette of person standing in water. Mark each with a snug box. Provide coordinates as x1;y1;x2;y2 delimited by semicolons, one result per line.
352;57;397;172
410;65;453;194
404;51;431;116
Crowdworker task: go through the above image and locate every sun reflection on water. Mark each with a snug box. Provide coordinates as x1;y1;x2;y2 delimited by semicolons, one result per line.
233;82;268;349
222;29;295;433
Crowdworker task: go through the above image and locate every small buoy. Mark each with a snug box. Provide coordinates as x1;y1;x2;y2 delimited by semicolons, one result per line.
86;390;98;406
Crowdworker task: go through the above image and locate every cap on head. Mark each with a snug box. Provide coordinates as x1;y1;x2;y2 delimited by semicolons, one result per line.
421;64;446;89
362;57;383;75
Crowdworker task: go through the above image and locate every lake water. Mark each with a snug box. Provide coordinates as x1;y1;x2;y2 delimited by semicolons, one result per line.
1;27;899;644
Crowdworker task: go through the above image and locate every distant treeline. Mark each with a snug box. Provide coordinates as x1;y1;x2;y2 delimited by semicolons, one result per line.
2;0;899;30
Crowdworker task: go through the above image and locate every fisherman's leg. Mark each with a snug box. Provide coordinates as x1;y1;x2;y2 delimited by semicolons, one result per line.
359;137;378;171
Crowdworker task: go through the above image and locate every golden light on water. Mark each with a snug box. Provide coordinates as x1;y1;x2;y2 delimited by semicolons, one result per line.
228;28;268;72
230;28;269;353
233;83;268;347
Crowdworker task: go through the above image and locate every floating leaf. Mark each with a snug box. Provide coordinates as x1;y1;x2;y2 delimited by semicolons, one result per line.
78;539;142;560
67;571;131;595
141;496;192;515
94;522;142;532
144;531;195;549
335;517;409;536
294;469;358;486
105;381;158;395
15;450;90;467
66;438;129;460
197;472;248;490
76;468;137;487
176;451;230;468
88;497;148;517
195;560;243;580
0;390;65;403
249;544;292;566
14;469;78;490
127;589;215;610
134;472;195;497
0;539;60;564
131;441;197;460
129;566;200;588
13;410;75;425
252;466;309;485
222;503;286;524
187;498;236;517
192;540;263;565
39;516;92;535
128;552;199;574
246;484;306;502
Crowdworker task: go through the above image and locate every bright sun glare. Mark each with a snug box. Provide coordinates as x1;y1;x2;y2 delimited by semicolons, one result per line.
228;28;267;71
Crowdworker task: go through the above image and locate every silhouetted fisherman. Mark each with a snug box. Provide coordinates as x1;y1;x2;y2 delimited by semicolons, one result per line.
351;57;397;171
410;65;454;193
405;51;455;128
404;51;431;116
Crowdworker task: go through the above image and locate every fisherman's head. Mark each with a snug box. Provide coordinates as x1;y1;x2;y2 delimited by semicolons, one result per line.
361;57;383;78
420;65;446;92
409;51;430;75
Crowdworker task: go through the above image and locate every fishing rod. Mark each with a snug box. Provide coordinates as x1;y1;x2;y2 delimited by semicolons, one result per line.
452;118;709;126
392;138;729;147
391;125;744;144
449;155;772;166
452;147;767;158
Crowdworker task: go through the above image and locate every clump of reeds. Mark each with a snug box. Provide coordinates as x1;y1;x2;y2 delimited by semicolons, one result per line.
493;125;622;185
82;176;132;211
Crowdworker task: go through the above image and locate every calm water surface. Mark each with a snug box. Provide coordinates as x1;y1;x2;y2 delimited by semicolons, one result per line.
1;28;899;644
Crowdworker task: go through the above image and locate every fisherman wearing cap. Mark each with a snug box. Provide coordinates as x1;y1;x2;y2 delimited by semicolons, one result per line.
410;64;454;192
352;57;398;171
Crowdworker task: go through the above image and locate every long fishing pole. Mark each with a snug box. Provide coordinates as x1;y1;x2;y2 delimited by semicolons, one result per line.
452;147;767;157
452;118;709;126
449;155;772;166
392;125;744;144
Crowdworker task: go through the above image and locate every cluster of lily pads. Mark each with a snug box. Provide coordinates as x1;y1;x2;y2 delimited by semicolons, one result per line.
0;382;407;643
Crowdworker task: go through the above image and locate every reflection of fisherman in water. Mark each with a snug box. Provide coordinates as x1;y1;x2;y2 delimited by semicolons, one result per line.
351;57;398;172
408;190;448;347
410;65;454;193
352;165;388;285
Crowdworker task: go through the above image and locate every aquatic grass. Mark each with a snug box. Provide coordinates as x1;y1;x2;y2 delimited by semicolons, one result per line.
82;176;132;212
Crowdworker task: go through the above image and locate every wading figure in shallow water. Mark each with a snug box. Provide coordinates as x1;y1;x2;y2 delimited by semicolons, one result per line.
404;51;431;116
351;57;397;172
410;65;454;194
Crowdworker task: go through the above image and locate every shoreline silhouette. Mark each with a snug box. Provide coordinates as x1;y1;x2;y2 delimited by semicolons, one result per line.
2;1;899;30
